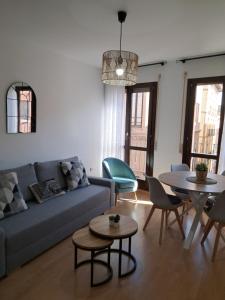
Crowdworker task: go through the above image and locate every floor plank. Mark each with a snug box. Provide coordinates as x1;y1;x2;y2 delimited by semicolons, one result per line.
0;190;225;300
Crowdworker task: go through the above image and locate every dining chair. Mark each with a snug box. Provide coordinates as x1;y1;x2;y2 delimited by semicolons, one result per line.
170;163;190;198
143;176;185;245
201;190;225;261
170;163;191;223
102;157;138;206
204;170;225;213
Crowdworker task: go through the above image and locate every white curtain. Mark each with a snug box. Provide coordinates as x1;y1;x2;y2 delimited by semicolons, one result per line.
102;85;126;160
218;120;225;174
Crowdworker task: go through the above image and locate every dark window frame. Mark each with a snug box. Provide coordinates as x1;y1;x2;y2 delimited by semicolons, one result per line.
125;82;158;189
182;76;225;173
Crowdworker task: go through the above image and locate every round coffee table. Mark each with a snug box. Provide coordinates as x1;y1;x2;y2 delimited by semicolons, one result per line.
89;215;138;277
72;227;113;287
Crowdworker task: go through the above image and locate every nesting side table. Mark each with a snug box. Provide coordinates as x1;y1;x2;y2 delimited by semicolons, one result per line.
72;227;113;287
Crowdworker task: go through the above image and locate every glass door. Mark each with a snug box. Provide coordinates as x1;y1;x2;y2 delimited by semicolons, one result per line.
125;82;157;189
183;76;225;172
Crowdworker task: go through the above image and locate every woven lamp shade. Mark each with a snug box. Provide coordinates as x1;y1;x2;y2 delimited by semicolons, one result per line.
102;50;138;86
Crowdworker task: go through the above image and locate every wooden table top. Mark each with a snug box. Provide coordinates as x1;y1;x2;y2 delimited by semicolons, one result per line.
159;171;225;194
72;227;113;250
89;215;138;239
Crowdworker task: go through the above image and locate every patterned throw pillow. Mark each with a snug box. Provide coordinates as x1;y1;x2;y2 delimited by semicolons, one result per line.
60;160;90;191
0;172;28;219
29;178;65;204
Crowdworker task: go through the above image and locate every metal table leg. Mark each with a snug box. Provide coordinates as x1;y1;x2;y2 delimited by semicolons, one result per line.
74;245;78;269
118;239;122;277
128;236;131;255
94;237;137;278
91;250;94;287
107;246;111;267
74;246;113;287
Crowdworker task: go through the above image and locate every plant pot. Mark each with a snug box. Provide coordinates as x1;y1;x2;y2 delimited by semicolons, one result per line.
196;170;207;182
109;220;119;228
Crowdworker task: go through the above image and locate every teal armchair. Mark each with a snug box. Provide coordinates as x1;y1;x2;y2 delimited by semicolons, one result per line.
102;157;138;205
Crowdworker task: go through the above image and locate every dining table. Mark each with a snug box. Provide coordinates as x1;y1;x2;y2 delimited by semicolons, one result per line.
158;171;225;249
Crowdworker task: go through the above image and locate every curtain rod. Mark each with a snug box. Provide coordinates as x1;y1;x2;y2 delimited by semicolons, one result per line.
139;61;166;67
177;52;225;63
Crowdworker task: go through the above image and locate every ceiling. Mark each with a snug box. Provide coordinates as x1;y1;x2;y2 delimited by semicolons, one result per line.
1;0;225;67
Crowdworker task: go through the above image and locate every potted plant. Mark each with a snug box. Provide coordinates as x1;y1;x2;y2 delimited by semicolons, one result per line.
109;214;120;228
196;163;208;182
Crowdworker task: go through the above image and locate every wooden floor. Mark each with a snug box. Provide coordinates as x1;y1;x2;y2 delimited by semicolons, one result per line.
1;190;225;300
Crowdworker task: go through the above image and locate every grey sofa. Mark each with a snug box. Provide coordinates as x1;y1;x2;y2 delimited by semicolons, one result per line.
0;157;115;278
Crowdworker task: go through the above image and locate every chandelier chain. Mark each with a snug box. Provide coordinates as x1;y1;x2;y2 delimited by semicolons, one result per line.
119;22;122;58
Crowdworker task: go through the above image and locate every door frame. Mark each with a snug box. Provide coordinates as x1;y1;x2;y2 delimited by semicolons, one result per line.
182;76;225;172
125;82;158;189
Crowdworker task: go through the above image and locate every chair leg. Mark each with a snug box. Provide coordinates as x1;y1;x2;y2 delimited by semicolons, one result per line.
200;214;205;227
212;223;223;262
201;219;214;245
167;211;171;226
159;210;165;245
181;203;185;224
143;205;155;231
134;191;138;202
174;209;185;240
165;210;168;228
115;193;119;206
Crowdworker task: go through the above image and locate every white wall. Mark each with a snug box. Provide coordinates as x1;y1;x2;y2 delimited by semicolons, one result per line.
137;56;225;177
0;39;104;175
1;35;225;181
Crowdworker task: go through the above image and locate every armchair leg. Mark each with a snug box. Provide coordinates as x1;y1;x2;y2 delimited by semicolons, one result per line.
115;193;119;206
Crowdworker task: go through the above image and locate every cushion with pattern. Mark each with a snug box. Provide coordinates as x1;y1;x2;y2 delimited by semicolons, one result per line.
29;178;65;204
60;160;90;191
0;172;28;219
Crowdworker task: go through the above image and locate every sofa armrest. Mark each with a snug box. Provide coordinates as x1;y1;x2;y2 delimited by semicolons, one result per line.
88;177;115;207
0;227;6;278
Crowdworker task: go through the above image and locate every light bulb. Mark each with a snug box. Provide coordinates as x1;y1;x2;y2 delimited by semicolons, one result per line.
116;68;124;76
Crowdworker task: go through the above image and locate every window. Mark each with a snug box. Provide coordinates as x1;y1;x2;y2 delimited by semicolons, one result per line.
131;93;143;127
183;76;225;173
125;82;157;189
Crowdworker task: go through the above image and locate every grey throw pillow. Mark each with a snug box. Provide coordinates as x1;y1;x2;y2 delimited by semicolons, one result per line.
0;172;28;219
29;179;65;204
60;160;90;191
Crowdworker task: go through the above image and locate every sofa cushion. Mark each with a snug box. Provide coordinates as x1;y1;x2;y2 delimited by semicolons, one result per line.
34;156;78;189
29;179;65;203
0;172;28;219
0;185;110;254
0;164;38;201
60;160;89;191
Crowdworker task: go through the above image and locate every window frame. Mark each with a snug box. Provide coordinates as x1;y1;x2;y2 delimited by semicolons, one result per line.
182;76;225;173
125;82;158;189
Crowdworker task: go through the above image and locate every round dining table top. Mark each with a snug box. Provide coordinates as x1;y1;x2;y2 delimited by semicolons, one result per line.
159;171;225;194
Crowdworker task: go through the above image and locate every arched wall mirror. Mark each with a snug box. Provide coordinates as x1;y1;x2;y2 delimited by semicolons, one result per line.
6;82;36;133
